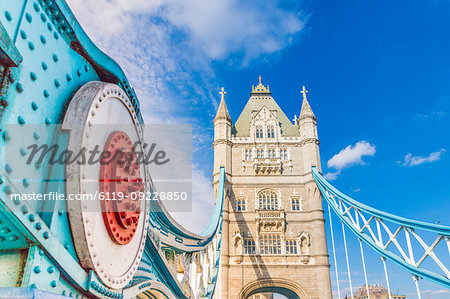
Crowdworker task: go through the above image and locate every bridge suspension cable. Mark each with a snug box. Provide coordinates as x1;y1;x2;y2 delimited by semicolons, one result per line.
327;202;342;299
341;221;354;298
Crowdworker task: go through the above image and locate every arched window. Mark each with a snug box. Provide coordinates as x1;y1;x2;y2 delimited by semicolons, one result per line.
259;234;281;254
256;126;263;138
267;125;274;138
258;190;278;210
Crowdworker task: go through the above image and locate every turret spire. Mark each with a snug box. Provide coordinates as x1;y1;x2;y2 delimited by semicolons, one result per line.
214;87;231;122
299;85;316;121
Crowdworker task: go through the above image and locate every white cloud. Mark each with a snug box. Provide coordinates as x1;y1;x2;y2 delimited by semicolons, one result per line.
401;149;446;167
324;141;376;180
67;0;304;62
169;165;215;233
415;111;446;119
324;170;341;181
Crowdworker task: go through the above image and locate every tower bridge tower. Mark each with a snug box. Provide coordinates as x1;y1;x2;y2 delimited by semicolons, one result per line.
213;78;332;299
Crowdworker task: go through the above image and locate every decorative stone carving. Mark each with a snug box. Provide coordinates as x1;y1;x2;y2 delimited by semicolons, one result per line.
299;232;310;264
233;231;243;264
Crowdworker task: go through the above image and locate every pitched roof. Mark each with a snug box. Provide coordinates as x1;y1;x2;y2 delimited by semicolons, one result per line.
214;96;231;122
232;94;299;137
299;96;316;121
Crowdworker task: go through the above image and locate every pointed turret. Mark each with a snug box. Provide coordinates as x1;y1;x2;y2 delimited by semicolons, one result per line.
299;85;316;121
297;85;321;173
214;87;231;122
213;87;232;178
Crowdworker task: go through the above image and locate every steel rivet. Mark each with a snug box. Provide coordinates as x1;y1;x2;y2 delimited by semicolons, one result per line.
25;13;32;23
31;102;38;111
53;32;59;40
42;62;48;70
54;79;60;87
64;242;70;249
33;132;40;140
40;35;46;44
43;89;49;98
47;23;53;31
28;41;35;51
20;30;27;39
30;72;37;81
43;231;50;239
10;236;27;245
35;223;42;230
58;209;63;216
2;131;10;142
66;74;72;81
34;266;41;274
18;116;25;125
29;214;36;222
52;54;58;62
23;178;30;187
76;69;81;76
5;164;12;173
40;13;47;22
5;11;12;21
21;205;28;214
45;118;52;125
16;83;24;93
33;3;40;12
5;186;13;196
50;280;57;288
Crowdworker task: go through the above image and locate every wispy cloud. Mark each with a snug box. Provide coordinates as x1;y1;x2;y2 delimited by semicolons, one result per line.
324;141;376;180
415;111;446;119
401;149;446;167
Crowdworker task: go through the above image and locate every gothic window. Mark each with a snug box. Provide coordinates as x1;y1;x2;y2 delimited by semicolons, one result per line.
256;149;264;158
292;198;301;211
256;126;263;139
237;199;246;211
286;240;298;254
267;125;274;138
268;149;275;158
243;239;256;254
245;149;253;161
258;190;278;210
280;149;288;160
259;234;281;254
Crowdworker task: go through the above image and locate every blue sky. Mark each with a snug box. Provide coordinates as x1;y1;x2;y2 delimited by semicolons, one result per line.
67;0;450;297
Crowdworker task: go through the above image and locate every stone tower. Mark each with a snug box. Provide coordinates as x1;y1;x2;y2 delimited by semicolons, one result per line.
213;78;332;299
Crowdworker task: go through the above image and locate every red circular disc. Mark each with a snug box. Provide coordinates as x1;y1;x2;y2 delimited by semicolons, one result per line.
100;131;144;245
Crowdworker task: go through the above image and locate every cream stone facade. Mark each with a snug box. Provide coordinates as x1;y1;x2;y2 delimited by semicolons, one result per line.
212;78;332;299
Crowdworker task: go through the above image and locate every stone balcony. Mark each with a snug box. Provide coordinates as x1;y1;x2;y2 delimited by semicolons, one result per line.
252;158;282;174
255;209;285;233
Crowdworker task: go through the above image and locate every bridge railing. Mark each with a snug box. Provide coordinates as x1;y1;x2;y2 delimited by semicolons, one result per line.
312;166;450;298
